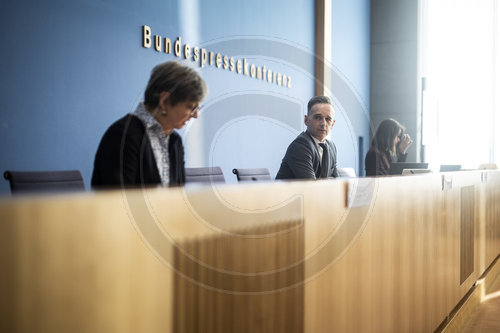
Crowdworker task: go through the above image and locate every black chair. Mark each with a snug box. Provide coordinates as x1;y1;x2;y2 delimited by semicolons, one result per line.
185;167;225;184
232;168;271;182
3;170;85;195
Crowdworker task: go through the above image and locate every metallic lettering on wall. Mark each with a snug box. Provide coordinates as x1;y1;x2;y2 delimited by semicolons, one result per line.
142;25;292;88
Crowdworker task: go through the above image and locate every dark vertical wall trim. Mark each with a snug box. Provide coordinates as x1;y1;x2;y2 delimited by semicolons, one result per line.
358;136;364;176
315;0;326;96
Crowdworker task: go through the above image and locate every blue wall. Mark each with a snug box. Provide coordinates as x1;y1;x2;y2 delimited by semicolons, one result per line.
0;0;370;194
331;0;371;176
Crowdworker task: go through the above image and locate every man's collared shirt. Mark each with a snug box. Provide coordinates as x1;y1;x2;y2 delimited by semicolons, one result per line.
310;135;325;163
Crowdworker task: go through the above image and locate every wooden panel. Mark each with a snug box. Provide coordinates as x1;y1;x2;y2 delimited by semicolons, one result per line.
438;256;500;333
0;193;176;333
173;220;304;333
304;172;499;333
485;172;500;267
460;186;475;284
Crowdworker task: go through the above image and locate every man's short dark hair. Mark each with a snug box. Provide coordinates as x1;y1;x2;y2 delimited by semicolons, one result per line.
307;95;332;115
144;61;207;108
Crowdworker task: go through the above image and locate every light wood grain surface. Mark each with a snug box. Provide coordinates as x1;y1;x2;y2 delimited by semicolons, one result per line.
0;171;499;332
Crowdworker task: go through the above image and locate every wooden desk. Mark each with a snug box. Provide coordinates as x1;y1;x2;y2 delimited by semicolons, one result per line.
0;171;499;332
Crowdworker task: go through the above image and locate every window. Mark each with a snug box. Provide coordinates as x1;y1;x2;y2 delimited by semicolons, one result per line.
420;0;499;169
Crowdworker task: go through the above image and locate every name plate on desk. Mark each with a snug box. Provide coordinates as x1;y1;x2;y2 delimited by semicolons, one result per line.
442;175;453;191
345;178;375;208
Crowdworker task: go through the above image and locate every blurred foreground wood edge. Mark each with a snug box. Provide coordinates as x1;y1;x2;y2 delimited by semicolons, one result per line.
0;170;499;332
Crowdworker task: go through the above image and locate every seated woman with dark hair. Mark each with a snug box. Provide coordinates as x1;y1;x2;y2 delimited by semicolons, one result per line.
91;61;208;188
365;118;413;176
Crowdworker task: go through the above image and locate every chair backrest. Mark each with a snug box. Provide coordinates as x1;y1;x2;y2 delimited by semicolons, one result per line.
337;167;357;178
185;167;225;184
232;168;271;182
4;170;85;195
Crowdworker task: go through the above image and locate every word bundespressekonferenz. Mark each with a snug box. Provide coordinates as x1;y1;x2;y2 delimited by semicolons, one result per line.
142;25;292;88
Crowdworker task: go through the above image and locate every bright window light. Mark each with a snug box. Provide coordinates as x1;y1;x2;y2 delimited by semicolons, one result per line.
420;0;499;170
